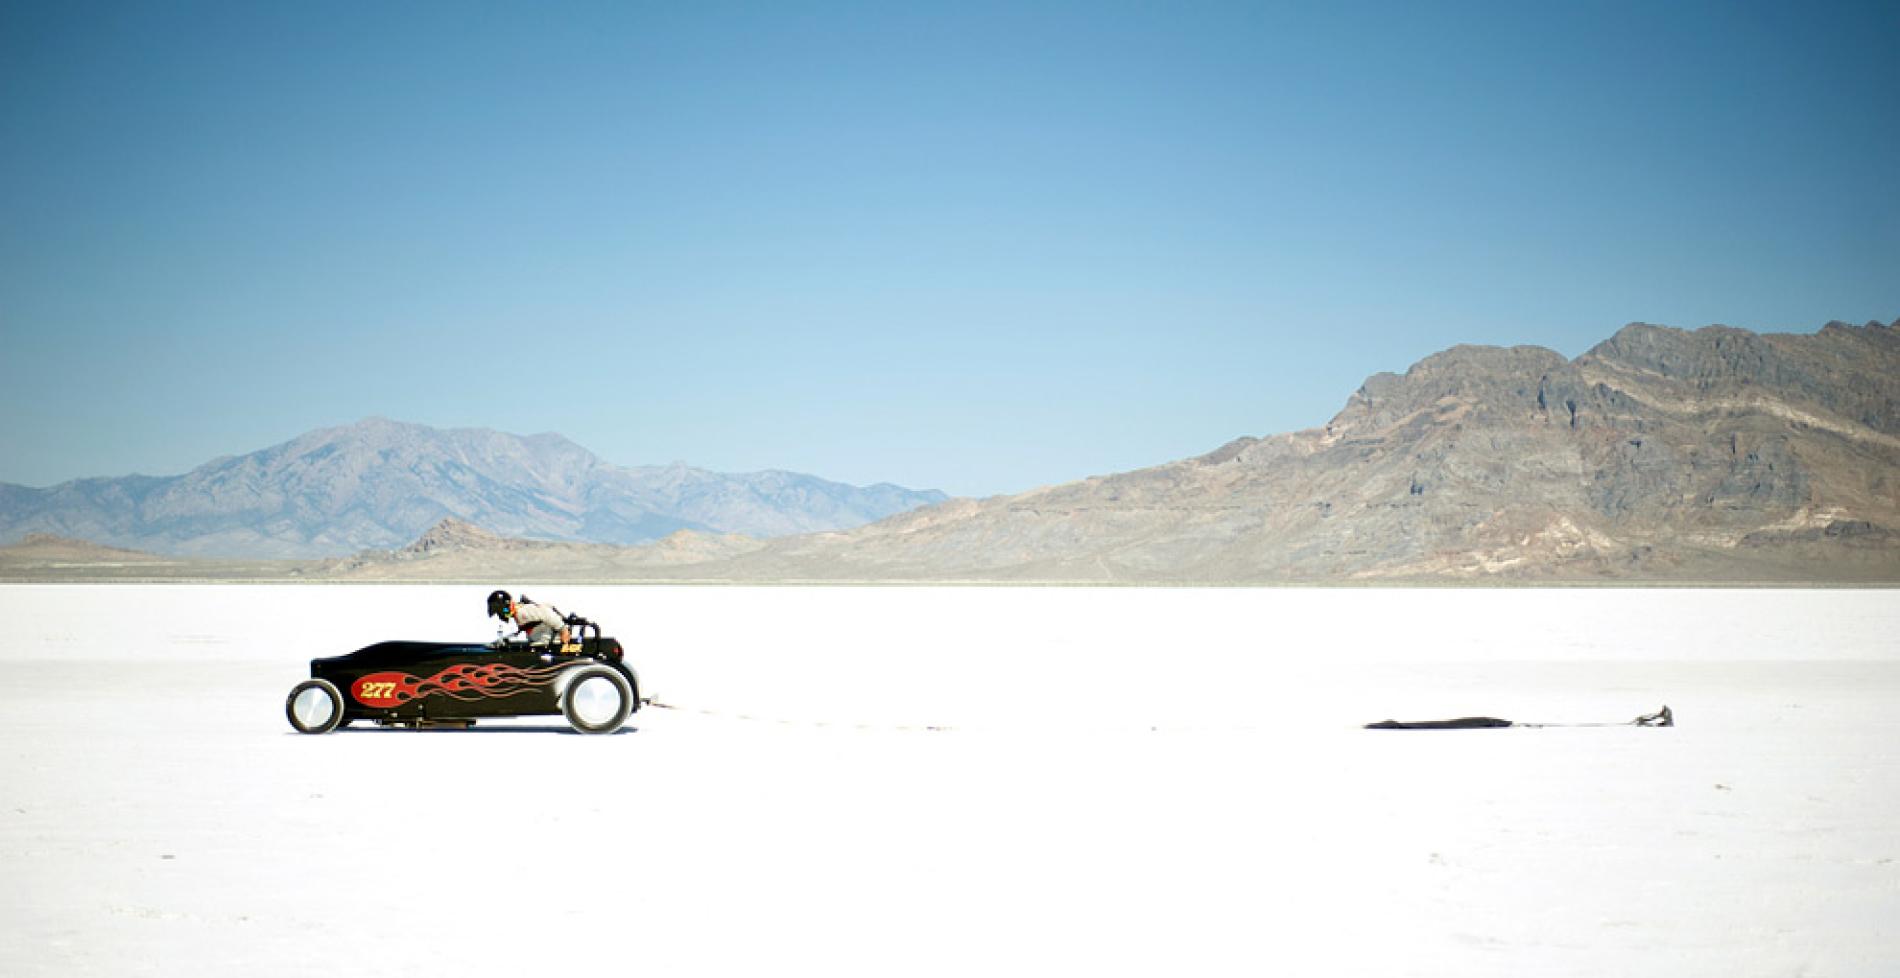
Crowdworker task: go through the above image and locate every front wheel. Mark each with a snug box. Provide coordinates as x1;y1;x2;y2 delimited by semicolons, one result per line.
561;666;632;734
286;678;345;734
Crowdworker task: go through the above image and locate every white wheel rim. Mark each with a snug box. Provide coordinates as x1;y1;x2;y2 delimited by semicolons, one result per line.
293;687;335;728
571;675;622;727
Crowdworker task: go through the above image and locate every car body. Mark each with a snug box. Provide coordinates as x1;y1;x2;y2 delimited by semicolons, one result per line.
286;631;642;735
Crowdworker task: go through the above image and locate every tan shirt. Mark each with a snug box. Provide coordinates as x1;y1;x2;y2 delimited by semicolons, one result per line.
513;600;563;634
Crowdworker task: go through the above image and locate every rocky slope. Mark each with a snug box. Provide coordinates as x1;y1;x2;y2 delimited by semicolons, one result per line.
709;319;1900;582
0;419;947;558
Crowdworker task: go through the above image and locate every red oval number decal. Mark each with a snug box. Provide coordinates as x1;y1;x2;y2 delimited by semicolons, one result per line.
352;671;416;707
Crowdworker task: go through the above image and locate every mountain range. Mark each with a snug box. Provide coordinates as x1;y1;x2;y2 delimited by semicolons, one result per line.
707;319;1896;582
4;319;1896;582
0;418;947;558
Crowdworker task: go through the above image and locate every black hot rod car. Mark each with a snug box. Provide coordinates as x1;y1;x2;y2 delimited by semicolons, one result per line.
285;618;642;735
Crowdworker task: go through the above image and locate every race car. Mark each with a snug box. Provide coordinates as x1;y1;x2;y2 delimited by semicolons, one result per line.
285;616;642;735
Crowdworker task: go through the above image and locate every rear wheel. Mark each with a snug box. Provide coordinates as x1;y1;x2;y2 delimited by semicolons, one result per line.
561;666;632;734
286;678;345;734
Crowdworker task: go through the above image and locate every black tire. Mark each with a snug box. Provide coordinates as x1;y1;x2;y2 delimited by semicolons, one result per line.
286;678;345;734
560;666;632;734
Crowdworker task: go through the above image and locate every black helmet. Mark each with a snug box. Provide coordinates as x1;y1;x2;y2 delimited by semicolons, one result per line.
486;590;513;619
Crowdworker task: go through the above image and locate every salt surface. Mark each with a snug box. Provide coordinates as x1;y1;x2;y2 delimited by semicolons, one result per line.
1;586;1895;976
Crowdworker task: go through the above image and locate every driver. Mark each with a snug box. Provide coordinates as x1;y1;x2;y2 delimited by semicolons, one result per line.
485;590;569;647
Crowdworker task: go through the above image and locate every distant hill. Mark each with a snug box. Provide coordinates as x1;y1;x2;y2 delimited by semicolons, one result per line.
0;533;165;565
0;418;948;558
314;517;767;581
7;320;1896;583
708;319;1900;582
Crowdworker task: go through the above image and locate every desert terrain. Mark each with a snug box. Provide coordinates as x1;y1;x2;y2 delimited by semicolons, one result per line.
2;584;1895;976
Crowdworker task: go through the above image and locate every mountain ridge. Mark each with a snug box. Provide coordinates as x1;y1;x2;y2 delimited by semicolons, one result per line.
0;419;948;558
699;318;1899;582
4;319;1894;582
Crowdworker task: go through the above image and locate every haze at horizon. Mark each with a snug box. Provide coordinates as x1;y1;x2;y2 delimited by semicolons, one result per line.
2;0;1895;497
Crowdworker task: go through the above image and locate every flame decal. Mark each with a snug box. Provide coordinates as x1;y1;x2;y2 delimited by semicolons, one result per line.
352;662;578;708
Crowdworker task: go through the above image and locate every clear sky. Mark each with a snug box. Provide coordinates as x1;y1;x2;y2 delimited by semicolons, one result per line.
2;0;1895;497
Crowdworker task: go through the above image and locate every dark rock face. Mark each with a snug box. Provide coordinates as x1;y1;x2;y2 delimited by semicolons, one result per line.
730;319;1900;582
0;418;947;558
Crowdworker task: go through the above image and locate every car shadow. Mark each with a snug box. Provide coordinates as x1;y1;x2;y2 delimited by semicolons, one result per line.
314;723;640;736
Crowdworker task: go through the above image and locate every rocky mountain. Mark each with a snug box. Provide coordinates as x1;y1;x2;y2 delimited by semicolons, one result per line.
705;319;1900;582
0;419;948;558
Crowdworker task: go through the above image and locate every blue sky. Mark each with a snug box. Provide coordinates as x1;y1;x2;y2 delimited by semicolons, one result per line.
2;0;1895;497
